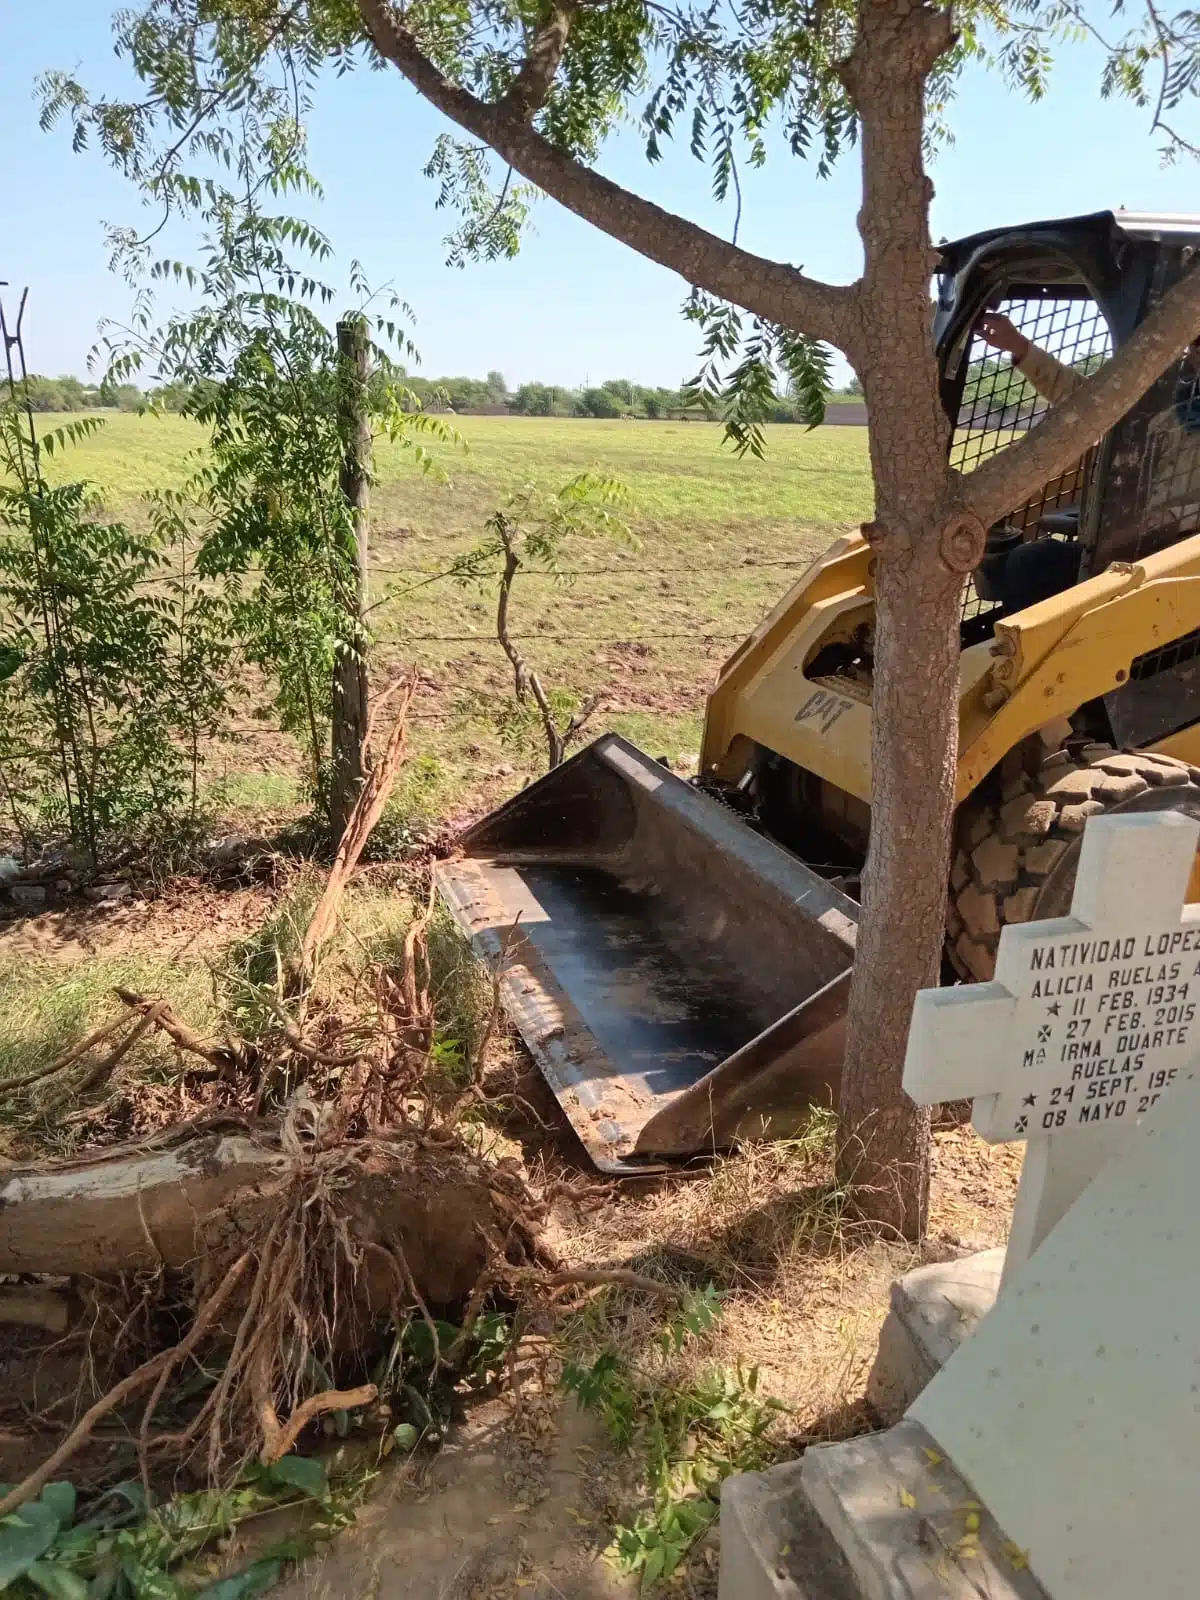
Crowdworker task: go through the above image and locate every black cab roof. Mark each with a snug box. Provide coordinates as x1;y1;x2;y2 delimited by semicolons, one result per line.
937;209;1200;275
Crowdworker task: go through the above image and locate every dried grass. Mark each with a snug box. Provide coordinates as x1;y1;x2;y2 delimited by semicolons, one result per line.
544;1107;1019;1442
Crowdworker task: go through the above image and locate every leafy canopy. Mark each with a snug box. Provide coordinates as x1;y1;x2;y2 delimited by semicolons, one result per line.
38;0;1200;456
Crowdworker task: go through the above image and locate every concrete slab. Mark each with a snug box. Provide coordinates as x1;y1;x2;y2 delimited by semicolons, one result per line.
865;1249;1003;1422
718;1460;858;1600
800;1420;1047;1600
717;1421;1047;1600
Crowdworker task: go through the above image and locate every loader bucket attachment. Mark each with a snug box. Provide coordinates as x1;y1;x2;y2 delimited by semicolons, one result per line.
435;735;858;1173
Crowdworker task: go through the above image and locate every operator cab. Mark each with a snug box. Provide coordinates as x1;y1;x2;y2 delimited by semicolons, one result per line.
935;210;1200;680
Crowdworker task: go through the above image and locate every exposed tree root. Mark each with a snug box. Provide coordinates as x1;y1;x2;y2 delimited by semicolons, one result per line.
0;1250;252;1518
0;1125;552;1495
115;987;250;1079
259;1384;377;1465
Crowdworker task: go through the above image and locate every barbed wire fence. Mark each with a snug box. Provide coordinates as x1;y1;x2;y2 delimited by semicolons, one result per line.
123;549;818;647
102;544;829;750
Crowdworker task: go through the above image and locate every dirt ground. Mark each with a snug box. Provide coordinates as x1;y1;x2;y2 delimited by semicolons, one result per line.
274;1398;648;1600
0;879;277;966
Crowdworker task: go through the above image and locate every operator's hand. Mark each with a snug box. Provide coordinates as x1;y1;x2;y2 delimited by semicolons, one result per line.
977;313;1030;362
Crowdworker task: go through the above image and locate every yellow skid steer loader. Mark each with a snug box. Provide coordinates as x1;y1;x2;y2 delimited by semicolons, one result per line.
437;209;1200;1172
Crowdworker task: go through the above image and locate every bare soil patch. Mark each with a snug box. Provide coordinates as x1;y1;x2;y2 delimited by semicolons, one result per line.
0;881;277;966
273;1397;639;1600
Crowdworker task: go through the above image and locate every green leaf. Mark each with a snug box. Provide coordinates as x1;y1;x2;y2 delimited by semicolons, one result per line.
44;1529;98;1565
11;1502;59;1536
85;1565;117;1600
194;1557;282;1599
401;1384;433;1431
640;1542;667;1586
403;1320;458;1371
265;1455;327;1500
116;1556;178;1599
0;1508;62;1585
38;1485;77;1527
25;1560;92;1599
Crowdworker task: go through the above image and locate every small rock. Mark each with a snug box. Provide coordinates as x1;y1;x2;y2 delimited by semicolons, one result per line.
206;833;249;862
84;882;131;904
205;834;272;868
0;857;20;884
10;884;46;906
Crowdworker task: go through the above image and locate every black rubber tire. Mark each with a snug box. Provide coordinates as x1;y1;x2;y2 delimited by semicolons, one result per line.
948;743;1200;982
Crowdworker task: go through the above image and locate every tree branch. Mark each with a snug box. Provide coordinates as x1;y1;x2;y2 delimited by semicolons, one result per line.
355;0;857;348
965;262;1200;530
499;0;578;118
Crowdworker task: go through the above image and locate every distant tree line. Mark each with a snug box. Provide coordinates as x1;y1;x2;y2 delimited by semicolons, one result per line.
374;370;865;421
399;373;688;418
16;374;145;412
22;368;863;420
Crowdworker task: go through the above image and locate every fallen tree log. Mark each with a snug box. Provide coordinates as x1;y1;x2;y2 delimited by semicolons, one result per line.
0;1134;289;1278
0;1131;524;1305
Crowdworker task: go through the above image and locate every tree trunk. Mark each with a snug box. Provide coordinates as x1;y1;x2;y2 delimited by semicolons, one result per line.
837;529;961;1236
330;315;372;846
834;0;969;1238
0;1131;508;1307
0;1134;289;1277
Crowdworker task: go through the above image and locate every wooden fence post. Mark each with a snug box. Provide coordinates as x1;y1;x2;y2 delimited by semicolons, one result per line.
330;315;372;845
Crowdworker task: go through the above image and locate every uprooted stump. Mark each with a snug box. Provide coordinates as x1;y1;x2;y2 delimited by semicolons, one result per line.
0;1126;533;1306
0;1122;557;1513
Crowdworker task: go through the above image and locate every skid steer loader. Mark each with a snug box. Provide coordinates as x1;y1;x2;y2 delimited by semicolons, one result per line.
437;209;1200;1172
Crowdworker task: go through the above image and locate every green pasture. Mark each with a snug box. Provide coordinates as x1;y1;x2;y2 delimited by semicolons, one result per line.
32;412;875;821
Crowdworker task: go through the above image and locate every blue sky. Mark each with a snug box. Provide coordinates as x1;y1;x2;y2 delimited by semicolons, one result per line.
3;1;1197;390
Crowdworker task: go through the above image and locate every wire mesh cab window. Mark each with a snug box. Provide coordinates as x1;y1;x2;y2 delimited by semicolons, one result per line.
950;291;1112;628
1088;344;1200;577
1097;342;1200;749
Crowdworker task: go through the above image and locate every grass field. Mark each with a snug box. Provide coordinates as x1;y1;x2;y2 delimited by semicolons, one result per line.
38;411;875;822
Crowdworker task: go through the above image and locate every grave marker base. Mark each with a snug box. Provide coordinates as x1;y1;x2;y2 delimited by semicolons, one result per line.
718;1419;1048;1600
866;1248;1004;1422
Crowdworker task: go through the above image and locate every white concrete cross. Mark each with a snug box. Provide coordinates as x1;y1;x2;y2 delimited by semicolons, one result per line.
904;809;1200;1283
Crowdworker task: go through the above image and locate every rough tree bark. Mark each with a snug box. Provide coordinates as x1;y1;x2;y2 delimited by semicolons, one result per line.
829;0;964;1235
0;1132;501;1306
330;315;372;846
354;0;1200;1236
